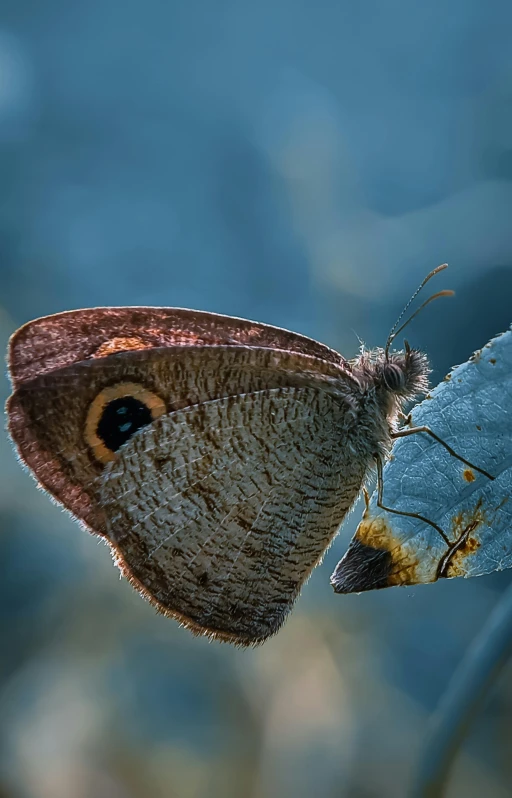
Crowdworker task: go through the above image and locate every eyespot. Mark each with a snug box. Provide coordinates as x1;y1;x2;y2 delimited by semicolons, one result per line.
85;382;166;464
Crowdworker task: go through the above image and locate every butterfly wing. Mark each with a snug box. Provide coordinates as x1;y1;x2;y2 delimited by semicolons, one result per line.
7;343;353;531
9;306;346;386
101;386;360;645
7;311;362;644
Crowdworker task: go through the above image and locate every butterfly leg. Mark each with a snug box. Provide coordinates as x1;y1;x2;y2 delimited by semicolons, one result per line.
374;454;451;546
390;425;495;480
397;410;412;426
362;485;371;512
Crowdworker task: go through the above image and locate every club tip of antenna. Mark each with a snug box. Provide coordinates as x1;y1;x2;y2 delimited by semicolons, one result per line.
426;263;449;281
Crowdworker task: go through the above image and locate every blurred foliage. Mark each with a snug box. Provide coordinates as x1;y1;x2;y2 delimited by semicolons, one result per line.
1;1;512;796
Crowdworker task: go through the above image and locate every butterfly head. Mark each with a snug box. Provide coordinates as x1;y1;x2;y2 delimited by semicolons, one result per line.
354;342;430;415
378;341;429;401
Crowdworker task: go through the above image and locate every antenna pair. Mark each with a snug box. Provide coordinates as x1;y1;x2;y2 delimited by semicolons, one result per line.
385;264;454;358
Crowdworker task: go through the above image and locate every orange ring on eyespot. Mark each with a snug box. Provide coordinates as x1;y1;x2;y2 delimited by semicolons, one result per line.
85;381;166;464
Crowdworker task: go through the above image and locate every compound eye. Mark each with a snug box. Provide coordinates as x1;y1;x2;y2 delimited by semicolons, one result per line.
383;363;406;392
85;382;166;464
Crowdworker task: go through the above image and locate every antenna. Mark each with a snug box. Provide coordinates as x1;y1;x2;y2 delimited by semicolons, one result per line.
385;264;454;358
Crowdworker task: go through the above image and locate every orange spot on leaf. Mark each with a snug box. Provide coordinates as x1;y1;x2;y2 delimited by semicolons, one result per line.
439;499;487;578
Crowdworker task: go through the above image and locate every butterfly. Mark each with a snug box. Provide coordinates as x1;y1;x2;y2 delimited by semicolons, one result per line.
7;266;475;645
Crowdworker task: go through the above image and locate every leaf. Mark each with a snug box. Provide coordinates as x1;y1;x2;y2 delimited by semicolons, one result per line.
331;325;512;593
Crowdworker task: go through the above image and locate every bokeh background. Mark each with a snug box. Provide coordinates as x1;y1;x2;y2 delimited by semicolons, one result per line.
1;1;512;796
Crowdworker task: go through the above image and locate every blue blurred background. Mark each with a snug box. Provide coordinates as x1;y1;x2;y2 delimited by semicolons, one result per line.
2;2;512;796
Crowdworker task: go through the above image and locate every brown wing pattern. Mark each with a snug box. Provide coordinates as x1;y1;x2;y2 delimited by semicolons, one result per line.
7;345;352;535
7;320;362;644
100;387;364;645
9;306;347;386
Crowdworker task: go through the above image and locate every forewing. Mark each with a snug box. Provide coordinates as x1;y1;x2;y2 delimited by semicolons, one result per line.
8;306;346;386
100;387;353;645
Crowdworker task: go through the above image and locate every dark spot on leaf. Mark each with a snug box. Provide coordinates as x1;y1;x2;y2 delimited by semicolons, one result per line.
331;516;421;592
331;537;392;593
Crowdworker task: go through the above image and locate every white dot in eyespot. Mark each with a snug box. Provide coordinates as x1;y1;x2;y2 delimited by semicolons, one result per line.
119;422;132;433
